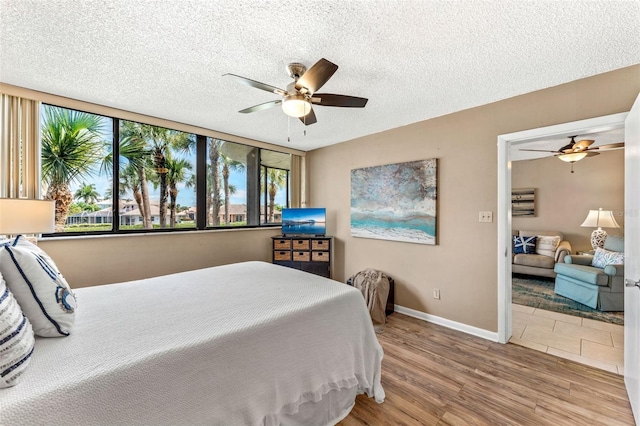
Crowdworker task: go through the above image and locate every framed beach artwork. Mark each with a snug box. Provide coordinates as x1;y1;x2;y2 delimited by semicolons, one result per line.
511;188;536;217
351;159;437;245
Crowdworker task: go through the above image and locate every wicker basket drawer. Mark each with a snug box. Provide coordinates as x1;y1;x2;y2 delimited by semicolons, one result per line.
293;251;310;261
274;239;291;250
312;251;329;262
312;240;329;250
293;239;310;250
274;251;292;261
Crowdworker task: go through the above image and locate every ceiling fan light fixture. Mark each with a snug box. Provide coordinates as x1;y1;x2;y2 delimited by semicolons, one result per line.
282;94;311;118
557;152;588;163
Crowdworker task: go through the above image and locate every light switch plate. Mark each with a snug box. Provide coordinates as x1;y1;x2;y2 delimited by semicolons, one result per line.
479;211;493;223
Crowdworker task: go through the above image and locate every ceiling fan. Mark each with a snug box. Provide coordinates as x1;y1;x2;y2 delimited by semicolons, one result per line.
519;135;624;172
224;58;368;126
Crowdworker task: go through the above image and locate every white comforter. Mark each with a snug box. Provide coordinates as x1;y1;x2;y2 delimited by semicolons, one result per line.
0;261;384;425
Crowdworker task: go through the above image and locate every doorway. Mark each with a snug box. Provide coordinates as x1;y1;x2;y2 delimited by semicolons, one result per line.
497;113;628;365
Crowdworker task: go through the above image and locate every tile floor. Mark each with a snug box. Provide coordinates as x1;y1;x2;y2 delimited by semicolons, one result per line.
510;303;624;375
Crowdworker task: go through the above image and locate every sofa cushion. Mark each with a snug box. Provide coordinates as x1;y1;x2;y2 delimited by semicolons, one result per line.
514;253;555;269
535;235;561;257
513;236;537;254
554;263;609;286
592;247;624;268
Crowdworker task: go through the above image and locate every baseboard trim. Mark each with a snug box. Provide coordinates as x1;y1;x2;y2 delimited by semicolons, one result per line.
393;305;500;342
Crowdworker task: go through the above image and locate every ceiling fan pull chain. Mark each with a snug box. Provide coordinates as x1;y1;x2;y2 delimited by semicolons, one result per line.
287;116;291;142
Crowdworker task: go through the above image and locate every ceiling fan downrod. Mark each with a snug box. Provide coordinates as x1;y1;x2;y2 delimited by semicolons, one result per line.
287;63;307;82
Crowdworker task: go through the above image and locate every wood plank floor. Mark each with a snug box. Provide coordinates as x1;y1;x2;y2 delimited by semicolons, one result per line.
338;313;634;425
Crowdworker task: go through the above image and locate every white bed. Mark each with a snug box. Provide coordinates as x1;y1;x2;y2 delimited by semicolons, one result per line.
0;261;384;425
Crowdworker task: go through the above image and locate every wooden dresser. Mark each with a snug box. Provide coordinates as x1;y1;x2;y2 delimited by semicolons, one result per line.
272;236;332;278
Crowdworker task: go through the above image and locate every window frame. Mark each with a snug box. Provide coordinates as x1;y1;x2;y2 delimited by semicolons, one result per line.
39;103;291;238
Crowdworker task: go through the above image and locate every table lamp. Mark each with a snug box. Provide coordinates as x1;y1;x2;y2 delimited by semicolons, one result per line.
0;198;56;241
580;207;620;250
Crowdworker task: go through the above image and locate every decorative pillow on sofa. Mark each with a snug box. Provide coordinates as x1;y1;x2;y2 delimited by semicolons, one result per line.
0;271;35;388
535;235;561;258
592;247;625;268
0;236;76;337
514;235;537;254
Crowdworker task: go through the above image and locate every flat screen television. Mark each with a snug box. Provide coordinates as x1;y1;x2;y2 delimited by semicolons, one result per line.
281;208;326;236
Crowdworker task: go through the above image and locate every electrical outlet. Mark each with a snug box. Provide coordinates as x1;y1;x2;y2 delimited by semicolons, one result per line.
433;289;440;299
479;211;493;223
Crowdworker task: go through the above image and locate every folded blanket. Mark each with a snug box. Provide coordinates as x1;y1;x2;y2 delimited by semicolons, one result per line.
350;269;390;331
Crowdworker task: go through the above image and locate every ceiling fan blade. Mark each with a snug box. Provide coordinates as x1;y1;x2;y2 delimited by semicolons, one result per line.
590;142;625;150
223;73;286;96
574;139;595;149
239;100;282;114
295;58;338;94
519;149;561;153
585;152;601;157
312;93;368;108
298;107;317;126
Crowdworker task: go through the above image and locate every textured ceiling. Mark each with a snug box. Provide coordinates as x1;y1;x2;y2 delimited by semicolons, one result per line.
1;0;639;152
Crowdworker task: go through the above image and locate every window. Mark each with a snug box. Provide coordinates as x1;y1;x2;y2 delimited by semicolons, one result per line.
118;120;196;230
260;150;291;225
207;139;249;227
41;105;113;233
38;104;291;235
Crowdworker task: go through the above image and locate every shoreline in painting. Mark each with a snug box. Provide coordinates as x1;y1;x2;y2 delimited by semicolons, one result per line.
351;224;435;245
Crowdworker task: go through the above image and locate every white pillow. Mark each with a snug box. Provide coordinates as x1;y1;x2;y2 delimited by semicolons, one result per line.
592;247;625;268
536;235;561;257
0;271;35;388
0;236;76;337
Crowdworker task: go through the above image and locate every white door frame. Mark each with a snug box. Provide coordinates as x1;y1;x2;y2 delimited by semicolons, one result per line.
623;93;640;423
497;112;628;343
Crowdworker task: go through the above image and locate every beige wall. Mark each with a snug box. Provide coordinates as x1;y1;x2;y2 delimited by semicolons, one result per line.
39;228;281;288
306;65;640;332
512;151;624;253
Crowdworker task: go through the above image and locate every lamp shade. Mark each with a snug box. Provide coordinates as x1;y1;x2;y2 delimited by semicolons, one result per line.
580;208;620;229
281;95;311;118
557;152;588;163
0;198;56;235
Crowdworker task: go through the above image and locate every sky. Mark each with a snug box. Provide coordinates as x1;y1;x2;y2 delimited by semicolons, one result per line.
46;107;287;209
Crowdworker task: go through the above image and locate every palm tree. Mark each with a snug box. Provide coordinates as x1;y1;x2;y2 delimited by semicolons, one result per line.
116;121;154;229
165;156;192;227
41;106;107;232
146;126;193;227
209;139;222;225
221;152;245;225
265;168;287;222
118;163;145;224
74;182;100;204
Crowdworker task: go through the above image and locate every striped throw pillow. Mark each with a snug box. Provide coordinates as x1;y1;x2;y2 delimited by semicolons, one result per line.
0;271;35;388
535;235;561;258
0;236;76;337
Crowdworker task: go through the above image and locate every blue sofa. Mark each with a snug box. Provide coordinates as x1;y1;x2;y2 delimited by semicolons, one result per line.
553;236;624;311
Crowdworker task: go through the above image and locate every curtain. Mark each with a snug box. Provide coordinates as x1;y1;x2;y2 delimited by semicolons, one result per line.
0;93;41;198
290;154;307;208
